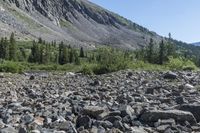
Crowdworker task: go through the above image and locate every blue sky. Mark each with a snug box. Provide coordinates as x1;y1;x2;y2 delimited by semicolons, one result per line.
89;0;200;43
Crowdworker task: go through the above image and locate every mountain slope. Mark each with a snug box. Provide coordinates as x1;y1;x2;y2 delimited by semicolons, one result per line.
0;0;161;49
191;42;200;46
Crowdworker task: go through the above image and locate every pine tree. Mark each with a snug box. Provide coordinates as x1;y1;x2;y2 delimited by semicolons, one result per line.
147;38;154;63
166;41;176;57
4;37;9;60
38;37;43;44
75;51;80;65
0;38;4;59
62;47;68;64
28;41;40;63
58;41;65;65
80;47;84;57
44;44;50;64
39;44;45;64
159;40;165;65
9;32;16;61
69;49;74;63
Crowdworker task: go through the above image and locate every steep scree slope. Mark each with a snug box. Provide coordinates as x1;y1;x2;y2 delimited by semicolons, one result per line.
0;0;161;49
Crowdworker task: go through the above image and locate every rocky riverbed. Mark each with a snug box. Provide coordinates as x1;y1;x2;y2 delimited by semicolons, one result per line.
0;70;200;133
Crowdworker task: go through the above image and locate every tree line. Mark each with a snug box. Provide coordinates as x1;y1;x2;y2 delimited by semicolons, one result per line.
0;32;198;74
135;37;176;65
0;33;85;65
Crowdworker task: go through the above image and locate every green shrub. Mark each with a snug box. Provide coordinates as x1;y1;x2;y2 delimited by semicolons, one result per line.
0;61;26;73
93;48;129;74
166;57;197;70
81;64;94;75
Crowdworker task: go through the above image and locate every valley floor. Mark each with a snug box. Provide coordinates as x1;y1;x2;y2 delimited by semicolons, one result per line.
0;70;200;132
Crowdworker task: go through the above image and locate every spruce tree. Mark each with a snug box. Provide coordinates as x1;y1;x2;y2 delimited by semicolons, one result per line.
75;51;80;65
62;47;68;64
58;41;64;65
4;37;9;60
9;32;16;61
0;38;4;59
39;44;45;64
80;47;84;57
147;38;154;63
28;41;40;63
69;49;75;63
159;40;165;65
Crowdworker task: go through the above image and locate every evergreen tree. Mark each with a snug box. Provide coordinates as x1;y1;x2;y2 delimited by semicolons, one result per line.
0;38;4;59
58;41;65;65
166;41;176;57
4;37;9;60
28;41;40;63
44;44;51;64
62;47;68;64
9;32;16;61
39;44;45;64
69;49;75;63
80;47;84;57
38;37;43;44
75;51;80;65
147;38;154;63
159;40;165;65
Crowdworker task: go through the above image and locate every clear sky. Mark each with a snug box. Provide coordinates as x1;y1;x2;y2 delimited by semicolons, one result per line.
89;0;200;43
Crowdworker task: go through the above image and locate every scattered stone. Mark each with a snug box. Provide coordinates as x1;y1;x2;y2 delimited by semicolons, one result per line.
0;71;199;132
83;106;105;118
119;105;134;117
76;116;92;129
0;126;17;133
20;114;34;125
29;75;35;80
163;71;178;79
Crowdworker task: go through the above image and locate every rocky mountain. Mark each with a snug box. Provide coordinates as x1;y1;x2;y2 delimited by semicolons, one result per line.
0;0;161;49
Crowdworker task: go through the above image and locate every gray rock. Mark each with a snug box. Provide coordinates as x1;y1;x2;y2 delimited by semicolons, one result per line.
18;127;27;133
140;110;196;125
103;116;122;123
0;126;17;133
131;127;148;133
175;96;186;104
50;121;77;133
29;75;35;80
119;105;134;117
20;114;34;124
156;125;170;132
163;72;178;79
83;106;105;118
76;116;92;129
177;104;200;122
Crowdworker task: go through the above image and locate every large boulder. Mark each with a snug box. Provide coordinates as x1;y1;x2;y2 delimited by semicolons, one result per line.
140;110;196;125
177;104;200;122
163;72;178;79
83;106;105;118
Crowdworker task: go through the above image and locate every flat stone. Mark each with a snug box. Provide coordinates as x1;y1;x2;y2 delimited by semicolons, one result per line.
0;126;17;133
177;104;200;122
163;72;178;79
140;110;196;125
83;106;105;118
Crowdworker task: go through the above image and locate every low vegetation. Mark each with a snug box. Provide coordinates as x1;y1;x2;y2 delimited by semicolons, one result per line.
0;33;198;74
